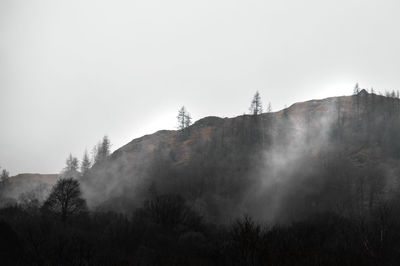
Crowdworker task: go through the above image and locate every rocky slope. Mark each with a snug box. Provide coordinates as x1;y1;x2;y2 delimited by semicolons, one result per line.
82;90;400;223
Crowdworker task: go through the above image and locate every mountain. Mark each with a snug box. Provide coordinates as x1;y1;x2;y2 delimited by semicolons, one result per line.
83;91;400;223
3;90;400;266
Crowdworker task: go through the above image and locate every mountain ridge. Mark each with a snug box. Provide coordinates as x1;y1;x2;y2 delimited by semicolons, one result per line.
6;90;400;223
82;90;400;223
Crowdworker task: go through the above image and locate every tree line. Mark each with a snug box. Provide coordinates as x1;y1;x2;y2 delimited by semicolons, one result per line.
2;189;400;265
177;91;273;132
60;135;111;180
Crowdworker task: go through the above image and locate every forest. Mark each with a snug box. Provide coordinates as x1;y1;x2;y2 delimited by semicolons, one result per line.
2;87;400;265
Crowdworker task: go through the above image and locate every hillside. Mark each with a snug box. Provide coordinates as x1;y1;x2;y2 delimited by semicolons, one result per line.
3;91;400;265
10;173;58;186
82;91;400;223
1;173;58;206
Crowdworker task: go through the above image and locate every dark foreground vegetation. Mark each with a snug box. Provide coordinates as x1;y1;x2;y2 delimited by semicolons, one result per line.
2;193;400;266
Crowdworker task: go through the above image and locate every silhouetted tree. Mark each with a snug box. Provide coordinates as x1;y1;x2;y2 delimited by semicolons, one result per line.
229;215;262;265
80;150;91;176
185;112;192;128
94;135;111;164
141;194;202;229
267;102;272;113
62;153;80;178
354;83;360;95
0;169;9;191
177;106;192;130
353;84;362;126
65;154;79;172
0;169;9;183
42;178;87;223
249;91;263;115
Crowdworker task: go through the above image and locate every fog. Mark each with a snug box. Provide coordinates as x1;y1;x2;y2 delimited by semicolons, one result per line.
71;91;399;224
3;2;400;264
71;94;369;223
238;102;336;222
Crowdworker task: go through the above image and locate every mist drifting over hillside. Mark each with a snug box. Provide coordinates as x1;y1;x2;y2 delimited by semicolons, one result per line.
66;91;400;225
3;90;400;265
2;0;400;264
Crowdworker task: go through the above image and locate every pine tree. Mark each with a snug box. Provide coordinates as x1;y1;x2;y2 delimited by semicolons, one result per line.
177;106;192;130
353;83;360;95
65;154;79;172
184;112;192;128
63;154;80;178
94;135;111;164
0;168;9;190
0;169;9;183
267;102;272;113
101;135;111;157
249;91;263;115
0;169;10;188
81;150;91;176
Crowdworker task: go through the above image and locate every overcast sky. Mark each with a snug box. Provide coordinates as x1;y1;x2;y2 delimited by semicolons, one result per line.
1;0;400;175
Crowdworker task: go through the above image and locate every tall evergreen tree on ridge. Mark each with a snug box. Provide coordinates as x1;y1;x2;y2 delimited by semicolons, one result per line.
94;135;111;164
267;102;272;113
354;83;360;95
0;168;10;190
63;153;80;179
249;91;263;115
177;106;192;130
0;169;9;182
81;150;91;177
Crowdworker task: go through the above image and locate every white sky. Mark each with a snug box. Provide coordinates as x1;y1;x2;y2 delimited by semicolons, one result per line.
1;0;400;175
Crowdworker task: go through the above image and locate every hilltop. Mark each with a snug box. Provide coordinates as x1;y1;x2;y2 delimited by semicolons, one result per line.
3;90;400;222
80;91;400;223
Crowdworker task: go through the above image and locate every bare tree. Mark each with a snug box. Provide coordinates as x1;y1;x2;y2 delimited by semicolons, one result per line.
142;194;201;228
42;178;87;222
249;91;263;115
